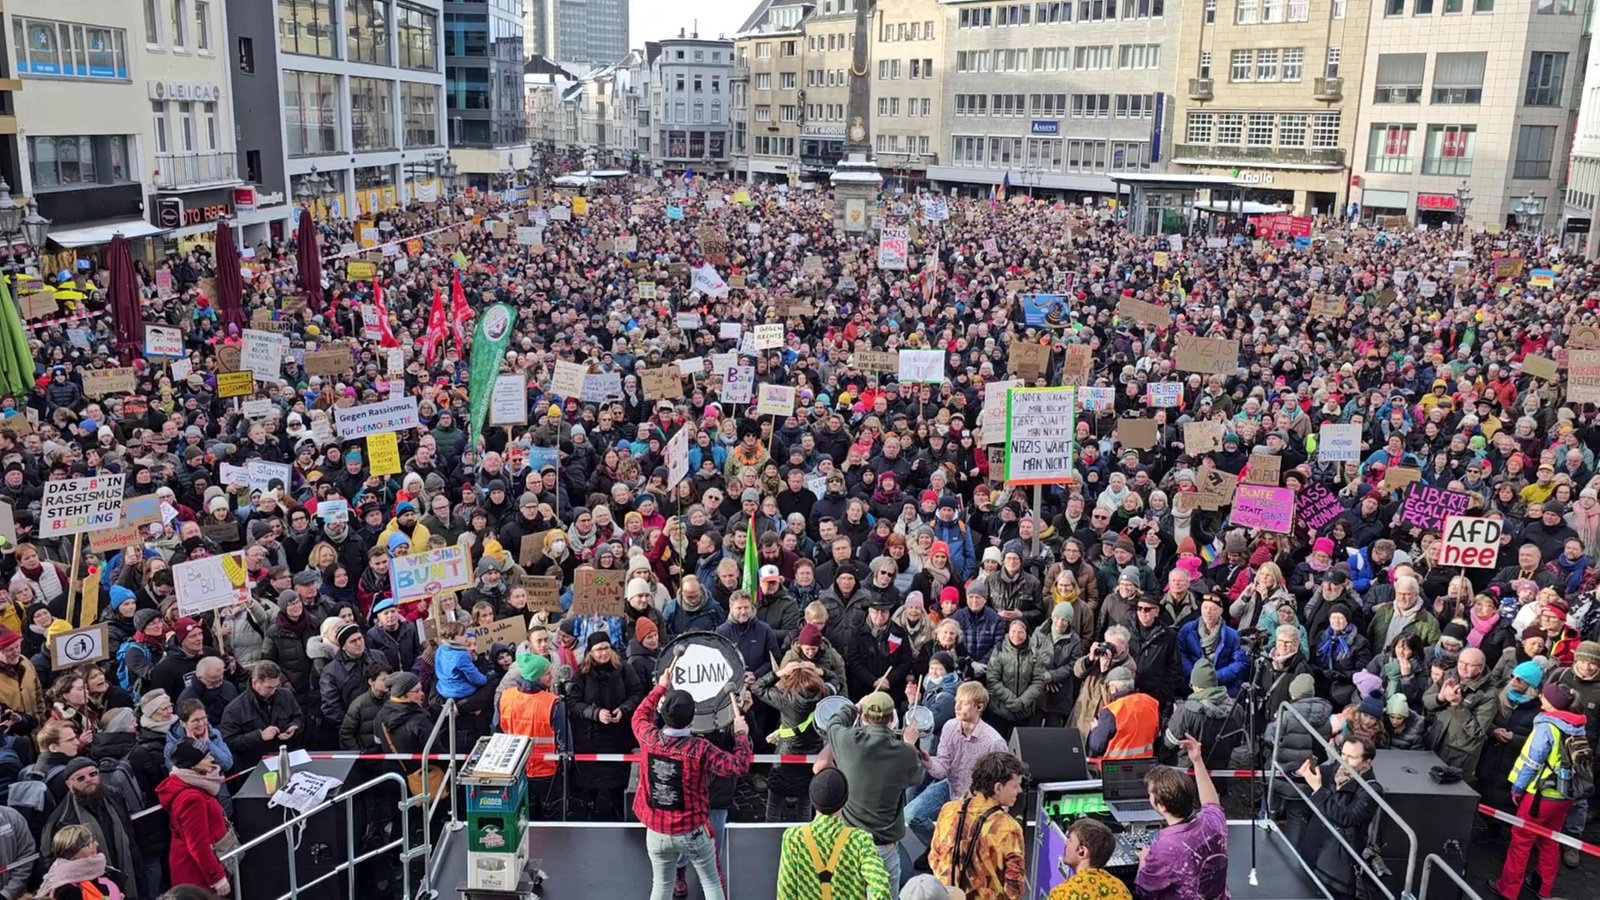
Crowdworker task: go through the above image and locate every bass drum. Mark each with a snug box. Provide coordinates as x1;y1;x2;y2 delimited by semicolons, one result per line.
653;631;745;734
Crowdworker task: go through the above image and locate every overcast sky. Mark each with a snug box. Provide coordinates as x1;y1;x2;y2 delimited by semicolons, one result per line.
631;0;754;45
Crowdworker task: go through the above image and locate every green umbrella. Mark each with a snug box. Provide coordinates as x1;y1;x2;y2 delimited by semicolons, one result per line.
0;277;35;397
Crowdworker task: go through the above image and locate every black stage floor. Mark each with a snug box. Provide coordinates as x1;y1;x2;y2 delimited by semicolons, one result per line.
429;820;1327;900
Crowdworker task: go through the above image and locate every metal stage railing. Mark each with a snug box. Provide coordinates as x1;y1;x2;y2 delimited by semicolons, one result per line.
1418;852;1484;900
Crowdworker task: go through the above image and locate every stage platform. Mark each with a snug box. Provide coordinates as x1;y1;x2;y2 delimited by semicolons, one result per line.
428;820;1328;900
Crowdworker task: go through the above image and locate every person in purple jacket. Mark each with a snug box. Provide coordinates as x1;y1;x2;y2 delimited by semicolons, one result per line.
1133;734;1230;900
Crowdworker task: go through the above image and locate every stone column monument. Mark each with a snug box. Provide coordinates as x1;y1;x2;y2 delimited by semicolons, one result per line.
830;0;881;233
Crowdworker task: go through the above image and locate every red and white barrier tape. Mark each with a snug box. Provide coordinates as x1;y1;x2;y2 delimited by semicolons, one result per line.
22;308;107;330
297;751;821;765
1476;803;1600;859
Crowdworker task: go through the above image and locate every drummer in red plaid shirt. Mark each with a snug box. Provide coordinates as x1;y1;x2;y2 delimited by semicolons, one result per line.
632;665;754;900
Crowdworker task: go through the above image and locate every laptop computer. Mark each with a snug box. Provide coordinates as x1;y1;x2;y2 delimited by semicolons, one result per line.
1101;759;1166;825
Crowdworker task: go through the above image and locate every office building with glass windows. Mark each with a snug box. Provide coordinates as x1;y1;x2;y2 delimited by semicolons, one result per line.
444;0;531;186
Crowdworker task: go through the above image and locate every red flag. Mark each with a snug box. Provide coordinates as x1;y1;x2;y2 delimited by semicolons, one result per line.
372;281;400;348
420;287;447;364
450;272;471;357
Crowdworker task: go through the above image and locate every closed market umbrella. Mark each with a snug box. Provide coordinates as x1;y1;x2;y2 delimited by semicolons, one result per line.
213;220;247;331
107;232;141;364
0;277;35;397
295;206;325;315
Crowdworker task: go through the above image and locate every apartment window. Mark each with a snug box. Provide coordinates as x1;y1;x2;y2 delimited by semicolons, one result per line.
921;58;933;77
1119;44;1159;69
1279;113;1307;145
1374;53;1424;103
754;105;771;122
1111;142;1146;169
779;72;796;89
1423;124;1475;174
953;135;986;165
145;0;161;44
1288;0;1309;18
151;101;170;154
195;1;211;51
1385;0;1404;13
1186;112;1214;143
401;81;438;146
278;0;336;58
1248;113;1274;145
1066;139;1106;170
1515;124;1557;178
284;69;343;155
919;98;931;116
397;5;437;70
1079;0;1116;20
675;74;686;91
1206;0;1218;19
1333;0;1347;15
992;93;1023;115
1256;48;1279;80
1033;47;1069;70
712;78;721;94
1311;113;1340;147
171;0;187;48
1237;0;1259;22
755;73;771;90
11;18;131;79
1263;0;1285;21
1217;113;1244;144
996;49;1024;71
349;76;393;150
1075;46;1112;70
989;136;1022;165
781;40;796;56
1115;93;1153;118
1367;124;1415;173
1474;0;1493;9
1199;51;1211;78
1072;93;1110;117
28;136;112;189
1037;2;1069;22
693;102;704;123
238;35;255;72
202;100;218;150
346;0;390;65
1417;0;1434;11
878;97;890;116
1444;0;1463;11
1122;0;1165;16
1231;49;1252;81
1430;52;1485;103
1526;52;1567;106
756;43;770;58
1282;48;1304;81
1325;47;1341;78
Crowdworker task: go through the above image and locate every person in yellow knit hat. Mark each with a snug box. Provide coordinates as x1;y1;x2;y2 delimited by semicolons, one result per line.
776;767;891;900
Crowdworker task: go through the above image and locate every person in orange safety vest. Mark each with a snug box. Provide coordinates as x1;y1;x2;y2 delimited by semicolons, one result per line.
497;648;569;819
1086;665;1159;763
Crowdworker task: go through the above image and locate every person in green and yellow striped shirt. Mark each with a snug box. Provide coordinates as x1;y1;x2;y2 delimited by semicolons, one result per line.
776;767;891;900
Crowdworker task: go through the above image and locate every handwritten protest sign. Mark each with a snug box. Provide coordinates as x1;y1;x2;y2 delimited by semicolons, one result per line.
1381;466;1423;493
1317;424;1361;463
1438;516;1503;568
516;575;563;613
1146;383;1183;407
1116;297;1172;329
1183;422;1224;454
368;432;402;476
390;546;473;604
1174;336;1239;375
333;396;419;438
1062;344;1093;384
898;350;945;383
304;348;352;377
756;384;797;417
570;567;624;617
1297;483;1345;534
1522;355;1559;381
173;552;251;616
216;371;254;399
467;617;530;650
1243;453;1281;486
144;326;183;357
1117;418;1158;450
550;360;588;398
852;347;899;373
1003;388;1076;485
41;475;125;537
641;367;684;400
1399;484;1470;530
1009;342;1050;381
82;368;137;398
1231;484;1295;532
981;380;1018;446
489;373;528;426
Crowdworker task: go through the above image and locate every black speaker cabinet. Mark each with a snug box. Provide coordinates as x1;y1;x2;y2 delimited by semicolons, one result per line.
233;757;363;900
1009;727;1089;784
1368;750;1480;900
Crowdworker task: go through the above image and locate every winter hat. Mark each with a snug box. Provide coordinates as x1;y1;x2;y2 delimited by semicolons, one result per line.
930;651;957;674
1312;537;1335;556
171;740;209;770
586;632;612;652
1052;601;1075;620
388;672;421;698
1358;693;1386;719
904;591;925;611
930;540;951;558
372;597;398;616
133;610;162;632
1385;694;1411;718
60;757;96;780
336;623;362;649
809;767;849;815
940;586;961;606
1351;670;1382;699
1440;622;1469;644
1289;673;1317;700
292;569;320;586
1175;557;1203;580
901;875;957;900
627;578;652;600
1190;658;1219;689
139;690;172;719
634;618;658;642
1119;566;1141;584
1544;683;1576;710
1114;535;1137;554
1177;536;1199;556
1522;625;1546;642
1576;641;1600;665
797;623;824;647
515;650;551;683
100;708;135;733
660;689;696;729
387;532;411;555
1513;660;1545;688
171;617;202;646
982;546;1003;565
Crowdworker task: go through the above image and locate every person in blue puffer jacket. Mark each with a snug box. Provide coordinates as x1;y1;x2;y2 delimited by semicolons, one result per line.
433;620;493;741
931;498;975;582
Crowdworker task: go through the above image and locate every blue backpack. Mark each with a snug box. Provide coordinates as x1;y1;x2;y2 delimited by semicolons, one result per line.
116;639;152;696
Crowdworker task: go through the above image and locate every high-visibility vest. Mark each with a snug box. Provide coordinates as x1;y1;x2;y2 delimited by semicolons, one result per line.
1511;722;1567;800
1104;692;1159;760
499;688;560;779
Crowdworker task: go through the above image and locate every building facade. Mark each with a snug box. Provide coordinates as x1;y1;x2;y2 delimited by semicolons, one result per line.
1172;0;1369;217
934;0;1178;197
555;0;629;67
1566;23;1600;255
799;1;857;181
652;35;735;175
870;0;944;187
1352;0;1582;229
444;0;531;187
735;3;809;182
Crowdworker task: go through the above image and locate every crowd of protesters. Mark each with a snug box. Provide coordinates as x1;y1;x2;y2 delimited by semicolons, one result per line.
0;170;1598;900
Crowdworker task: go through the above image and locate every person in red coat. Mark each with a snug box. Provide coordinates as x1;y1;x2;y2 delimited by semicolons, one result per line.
155;740;235;896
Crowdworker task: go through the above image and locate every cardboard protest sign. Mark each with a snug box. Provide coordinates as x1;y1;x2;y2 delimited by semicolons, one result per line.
1399;484;1470;531
1174;336;1239;375
570;567;624;617
1009;342;1050;381
1003;388;1076;485
389;545;473;603
467;617;529;650
852;347;899;373
1231;484;1295;532
516;575;564;613
1298;483;1346;534
518;531;549;568
1381;467;1423;493
304;349;352;377
1062;345;1093;384
81;368;137;398
1183;422;1224;454
641;367;684;400
1243;453;1281;486
1116;297;1172;329
1117;418;1158;450
1195;469;1239;510
1522;355;1559;381
1310;296;1347;318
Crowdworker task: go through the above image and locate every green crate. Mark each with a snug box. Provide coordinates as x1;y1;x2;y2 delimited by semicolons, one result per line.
466;810;524;854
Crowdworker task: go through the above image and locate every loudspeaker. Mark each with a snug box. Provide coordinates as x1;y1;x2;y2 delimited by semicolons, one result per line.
1009;728;1089;784
234;757;364;900
1368;750;1480;900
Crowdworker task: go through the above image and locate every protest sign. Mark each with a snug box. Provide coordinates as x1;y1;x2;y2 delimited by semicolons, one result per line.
368;432;402;476
240;329;289;382
316;498;349;522
1381;467;1423;493
721;365;756;404
1399;484;1470;530
517;575;564;614
467;617;530;650
174;552;251;616
897;349;945;383
1020;294;1061;327
1310;296;1347;318
333;396;420;438
581;371;622;403
1003;388;1076;484
641;367;684;400
550;360;588;398
215;371;254;399
719;322;742;340
1117;418;1158;450
346;261;376;280
241;399;276;420
1183;422;1224;453
50;624;110;670
1438;516;1503;568
877;226;910;270
88;523;142;555
489;373;528;426
1080;386;1115;413
666;427;690;489
390;545;473;604
756;384;797;417
1569;350;1600;403
245;460;292;493
144;325;183;357
1174;336;1240;375
1243;453;1281;486
1522;355;1559;381
1008;342;1050;381
41;475;124;537
852;347;899;373
304;349;352;377
1298;483;1346;534
1231;484;1295;532
1116;297;1172;329
82;368;137;398
1146;383;1183;407
1317;424;1361;463
753;323;784;350
1062;344;1093;384
982;380;1018;446
570;567;624;617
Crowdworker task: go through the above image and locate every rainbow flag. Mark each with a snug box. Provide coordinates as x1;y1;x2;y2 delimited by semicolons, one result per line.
999;171;1011;201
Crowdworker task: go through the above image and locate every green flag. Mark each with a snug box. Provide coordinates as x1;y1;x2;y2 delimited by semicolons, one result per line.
742;518;760;597
466;303;516;449
0;278;35;398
